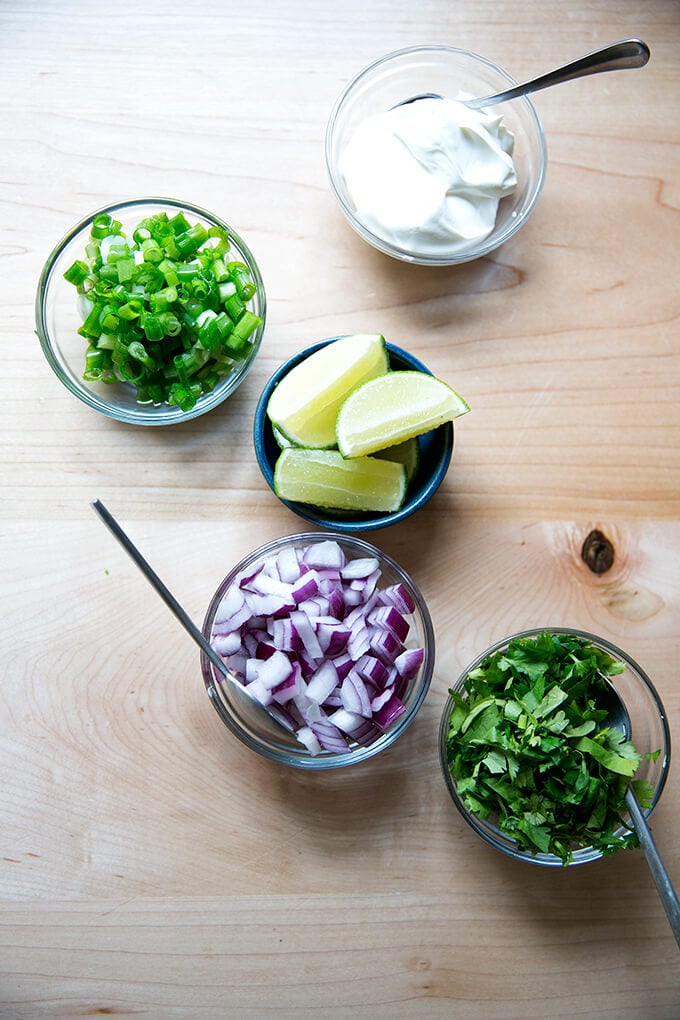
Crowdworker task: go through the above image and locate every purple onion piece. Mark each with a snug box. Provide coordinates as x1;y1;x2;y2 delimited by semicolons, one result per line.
373;692;407;731
210;539;424;756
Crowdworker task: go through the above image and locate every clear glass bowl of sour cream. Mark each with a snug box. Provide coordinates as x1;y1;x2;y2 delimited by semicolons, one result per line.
325;46;547;266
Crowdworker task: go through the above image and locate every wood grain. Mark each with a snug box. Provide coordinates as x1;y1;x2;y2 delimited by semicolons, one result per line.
1;0;679;1016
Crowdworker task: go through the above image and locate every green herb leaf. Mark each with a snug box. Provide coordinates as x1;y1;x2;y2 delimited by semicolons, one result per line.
445;632;654;865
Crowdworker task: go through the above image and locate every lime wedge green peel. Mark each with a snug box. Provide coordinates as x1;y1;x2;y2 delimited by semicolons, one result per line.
336;371;470;458
266;333;388;448
272;425;296;449
274;448;407;512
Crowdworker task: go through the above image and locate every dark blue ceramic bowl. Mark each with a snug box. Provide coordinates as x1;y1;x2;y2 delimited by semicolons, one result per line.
253;337;454;532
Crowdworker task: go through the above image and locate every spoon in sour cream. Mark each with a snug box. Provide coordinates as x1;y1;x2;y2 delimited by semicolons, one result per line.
400;38;650;110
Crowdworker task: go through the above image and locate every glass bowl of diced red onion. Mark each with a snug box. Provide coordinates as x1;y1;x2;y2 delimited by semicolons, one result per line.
200;532;434;768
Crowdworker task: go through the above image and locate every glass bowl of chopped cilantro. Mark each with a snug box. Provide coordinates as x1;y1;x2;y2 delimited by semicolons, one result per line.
35;198;266;424
439;629;670;866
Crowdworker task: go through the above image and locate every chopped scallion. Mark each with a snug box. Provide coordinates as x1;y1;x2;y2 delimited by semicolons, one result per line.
63;209;263;408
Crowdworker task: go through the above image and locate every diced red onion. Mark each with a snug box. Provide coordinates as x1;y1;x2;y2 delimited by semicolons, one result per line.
368;606;410;643
316;619;351;656
255;650;293;691
210;539;425;756
372;692;406;731
212;598;252;635
394;647;424;680
340;671;372;718
306;659;339;704
214;584;246;625
276;545;301;583
247;630;269;658
294;691;323;725
242;569;292;601
298;649;319;680
271;662;303;704
243;590;293;618
296;725;322;756
245;676;273;707
326;586;345;620
327;707;367;735
212;631;242;656
323;690;343;708
310;718;349;753
289;609;322;660
237;560;266;588
331;651;354;681
343;587;365;608
347;623;371;661
298;594;331;618
254;641;277;661
271;617;302;653
302;540;346;570
377;582;416;615
369;627;403;665
291;570;319;604
341;557;380;580
355;653;388;687
370;687;393;713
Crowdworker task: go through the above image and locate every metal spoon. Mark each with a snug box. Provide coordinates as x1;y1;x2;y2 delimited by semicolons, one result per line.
90;499;291;730
399;38;650;111
601;677;680;949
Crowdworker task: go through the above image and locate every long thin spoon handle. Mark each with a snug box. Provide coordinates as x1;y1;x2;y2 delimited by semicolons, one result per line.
91;498;232;686
465;38;650;110
625;786;680;949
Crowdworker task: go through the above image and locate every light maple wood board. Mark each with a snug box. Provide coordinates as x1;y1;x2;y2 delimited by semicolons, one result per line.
1;0;679;1017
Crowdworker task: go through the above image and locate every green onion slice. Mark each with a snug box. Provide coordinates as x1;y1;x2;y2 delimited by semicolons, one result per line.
63;210;263;409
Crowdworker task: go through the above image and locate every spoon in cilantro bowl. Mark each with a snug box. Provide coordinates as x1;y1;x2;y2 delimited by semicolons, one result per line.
602;683;680;947
439;629;671;869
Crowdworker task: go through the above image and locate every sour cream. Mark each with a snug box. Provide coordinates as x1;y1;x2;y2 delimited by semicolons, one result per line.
338;96;517;256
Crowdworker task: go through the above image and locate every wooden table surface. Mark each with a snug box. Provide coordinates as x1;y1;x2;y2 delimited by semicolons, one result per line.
2;1;679;1017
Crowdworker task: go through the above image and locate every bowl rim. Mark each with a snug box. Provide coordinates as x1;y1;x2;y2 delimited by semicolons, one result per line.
325;44;547;266
438;626;671;866
200;530;436;768
253;336;454;531
35;196;267;425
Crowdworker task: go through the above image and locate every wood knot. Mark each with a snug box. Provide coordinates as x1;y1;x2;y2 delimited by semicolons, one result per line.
581;529;615;574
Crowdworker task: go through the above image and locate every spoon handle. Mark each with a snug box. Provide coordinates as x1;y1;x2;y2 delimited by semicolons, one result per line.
465;38;650;110
91;498;233;686
625;786;680;950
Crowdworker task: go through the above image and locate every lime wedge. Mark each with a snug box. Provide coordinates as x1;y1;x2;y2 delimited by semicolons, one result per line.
336;371;469;458
267;334;389;448
272;425;296;449
273;448;406;512
371;436;420;484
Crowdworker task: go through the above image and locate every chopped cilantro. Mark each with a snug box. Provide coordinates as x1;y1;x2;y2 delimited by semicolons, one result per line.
445;631;656;865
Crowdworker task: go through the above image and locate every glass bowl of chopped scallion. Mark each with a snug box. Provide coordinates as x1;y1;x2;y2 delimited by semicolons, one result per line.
35;198;266;424
439;628;670;866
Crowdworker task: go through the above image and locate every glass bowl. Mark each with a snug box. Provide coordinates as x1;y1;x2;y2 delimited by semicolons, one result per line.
439;628;671;866
201;532;435;768
35;197;266;425
253;338;455;532
325;45;547;266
